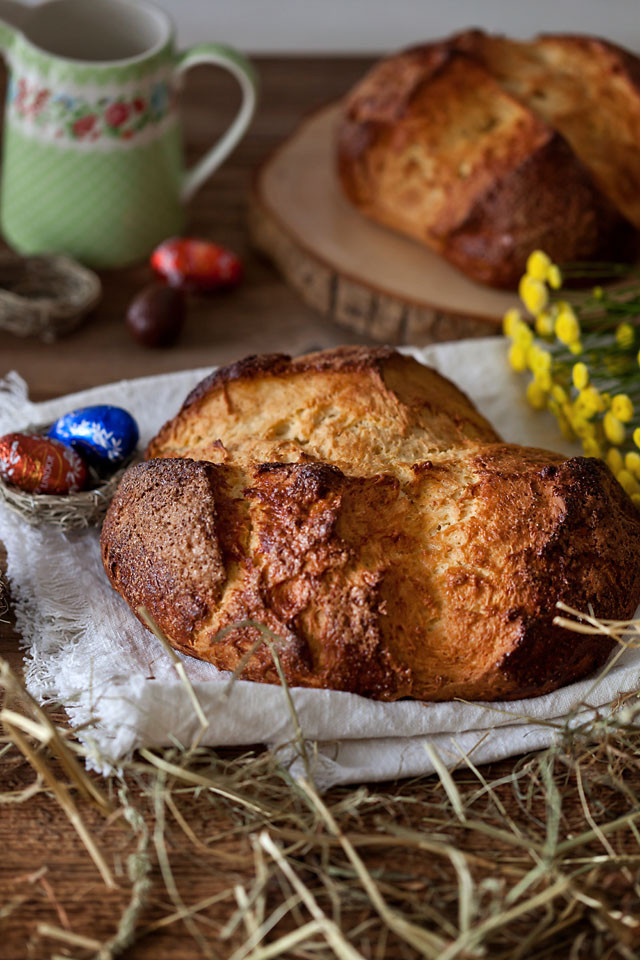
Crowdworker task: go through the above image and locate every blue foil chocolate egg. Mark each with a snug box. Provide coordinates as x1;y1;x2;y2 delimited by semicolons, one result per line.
48;405;139;471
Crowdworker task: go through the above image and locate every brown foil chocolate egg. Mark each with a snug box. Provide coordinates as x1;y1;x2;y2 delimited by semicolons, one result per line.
126;284;186;348
0;433;89;494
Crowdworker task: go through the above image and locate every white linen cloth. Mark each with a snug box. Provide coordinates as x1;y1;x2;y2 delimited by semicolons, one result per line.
1;338;638;790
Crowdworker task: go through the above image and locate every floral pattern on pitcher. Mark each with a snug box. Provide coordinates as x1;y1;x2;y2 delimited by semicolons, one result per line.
6;74;175;142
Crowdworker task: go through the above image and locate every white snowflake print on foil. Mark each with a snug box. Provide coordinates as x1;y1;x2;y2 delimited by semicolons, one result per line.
73;418;124;462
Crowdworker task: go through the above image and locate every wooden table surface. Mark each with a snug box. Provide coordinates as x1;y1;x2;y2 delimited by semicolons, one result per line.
2;58;638;960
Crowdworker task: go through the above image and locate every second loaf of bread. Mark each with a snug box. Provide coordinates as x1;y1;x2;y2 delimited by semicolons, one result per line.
337;31;640;288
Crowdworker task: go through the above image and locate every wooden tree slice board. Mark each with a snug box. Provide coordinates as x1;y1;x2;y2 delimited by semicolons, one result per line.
249;101;519;345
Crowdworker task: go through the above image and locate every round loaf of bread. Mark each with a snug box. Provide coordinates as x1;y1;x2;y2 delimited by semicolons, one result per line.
337;31;640;289
102;347;640;701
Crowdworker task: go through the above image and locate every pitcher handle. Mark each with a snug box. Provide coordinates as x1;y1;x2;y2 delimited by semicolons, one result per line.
174;44;258;203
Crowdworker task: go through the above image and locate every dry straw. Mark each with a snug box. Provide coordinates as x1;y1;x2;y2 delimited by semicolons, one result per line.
0;422;137;530
0;464;130;530
2;606;640;958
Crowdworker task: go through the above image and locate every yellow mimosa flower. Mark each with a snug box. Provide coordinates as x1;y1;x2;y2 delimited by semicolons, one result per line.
535;346;552;371
607;447;624;473
578;386;605;416
519;275;549;315
604;411;626;445
547;264;562;289
514;322;534;349
534;369;552;391
572;362;589;391
502;307;521;338
535;311;554;337
527;344;550;374
616;322;635;349
611;394;634;423
526;249;551;280
555;305;580;345
508;343;528;372
617;469;639;496
625;451;640;476
573;418;595;439
551;384;568;404
582;437;601;458
526;380;547;410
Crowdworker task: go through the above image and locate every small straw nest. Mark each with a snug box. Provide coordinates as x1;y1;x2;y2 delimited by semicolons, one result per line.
0;422;136;530
0;251;101;342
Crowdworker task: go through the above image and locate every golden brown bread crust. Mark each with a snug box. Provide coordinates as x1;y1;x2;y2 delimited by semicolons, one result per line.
337;33;638;289
147;345;501;472
102;346;640;702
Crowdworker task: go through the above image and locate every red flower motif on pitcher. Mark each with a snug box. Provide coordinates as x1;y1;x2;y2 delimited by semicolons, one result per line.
72;114;97;138
31;89;50;115
8;76;172;142
105;101;130;127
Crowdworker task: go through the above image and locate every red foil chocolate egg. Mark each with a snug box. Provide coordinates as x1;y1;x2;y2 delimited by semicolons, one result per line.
0;433;88;494
150;237;243;293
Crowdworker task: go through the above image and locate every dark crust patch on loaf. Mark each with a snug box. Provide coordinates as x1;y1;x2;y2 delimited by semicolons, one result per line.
441;135;636;289
101;458;227;645
101;457;407;698
482;453;640;694
244;460;405;698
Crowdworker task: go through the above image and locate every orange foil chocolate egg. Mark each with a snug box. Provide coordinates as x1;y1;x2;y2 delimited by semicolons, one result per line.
0;433;88;494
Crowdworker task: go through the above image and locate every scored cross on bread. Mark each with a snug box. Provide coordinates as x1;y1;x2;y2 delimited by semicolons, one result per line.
102;347;640;702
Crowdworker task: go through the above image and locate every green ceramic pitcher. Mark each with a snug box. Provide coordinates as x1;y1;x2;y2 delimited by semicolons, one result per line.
0;0;257;267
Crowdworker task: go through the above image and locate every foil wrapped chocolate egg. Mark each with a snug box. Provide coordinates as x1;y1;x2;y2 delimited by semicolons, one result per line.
48;405;139;471
150;237;243;293
0;433;88;494
126;284;186;348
